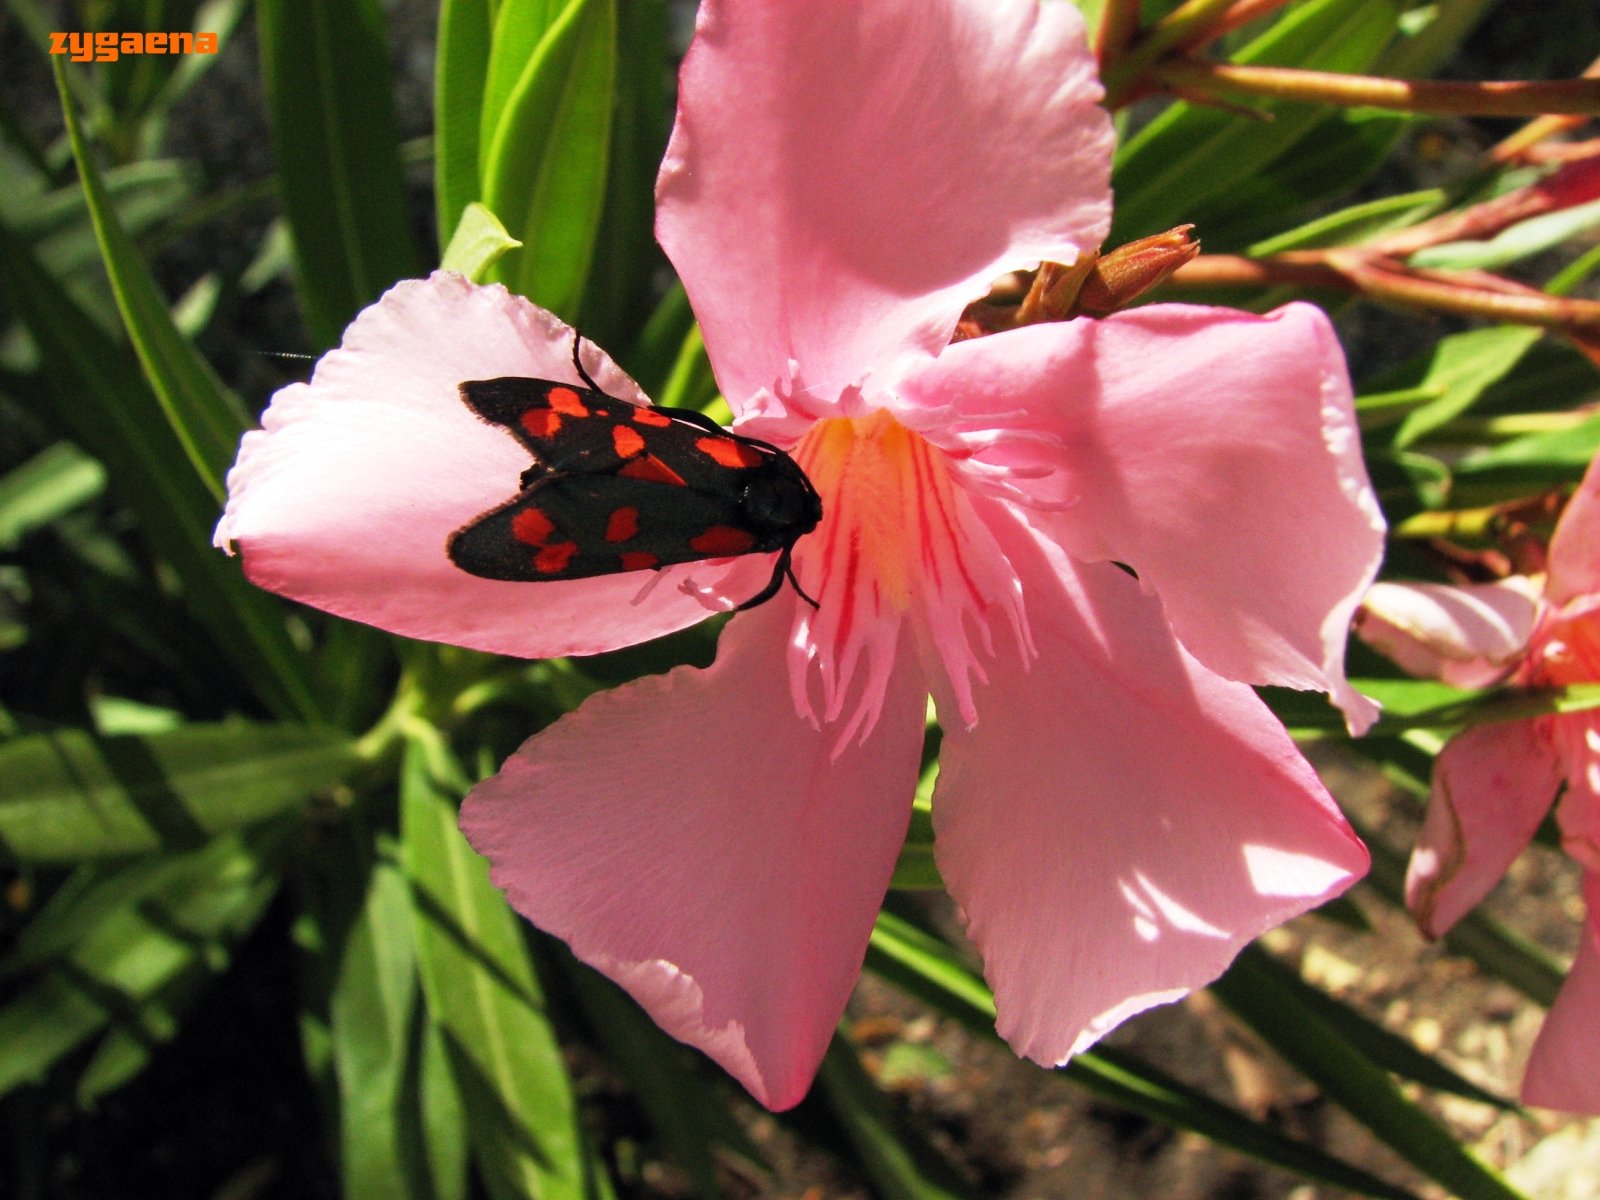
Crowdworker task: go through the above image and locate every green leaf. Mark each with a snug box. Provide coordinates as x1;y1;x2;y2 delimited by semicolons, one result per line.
817;1029;974;1200
56;58;249;500
0;214;325;721
400;739;588;1200
1213;946;1532;1200
439;201;523;282
1453;412;1600;495
1412;198;1600;272
257;0;423;349
576;0;670;350
0;159;196;284
890;766;940;890
435;0;496;248
865;911;1418;1199
0;723;358;863
482;0;617;319
1371;327;1546;450
0;442;105;549
0;828;284;1100
1252;190;1446;256
1252;945;1513;1107
1271;678;1600;735
1203;109;1416;250
1111;0;1405;243
331;852;453;1200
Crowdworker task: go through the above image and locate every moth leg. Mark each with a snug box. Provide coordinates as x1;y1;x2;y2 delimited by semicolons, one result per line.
732;544;818;612
783;546;820;609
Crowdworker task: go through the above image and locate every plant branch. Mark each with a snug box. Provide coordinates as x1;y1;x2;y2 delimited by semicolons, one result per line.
1152;59;1600;116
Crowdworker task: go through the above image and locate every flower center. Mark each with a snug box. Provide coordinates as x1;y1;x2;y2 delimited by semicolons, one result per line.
1527;606;1600;688
782;408;1024;748
792;410;955;614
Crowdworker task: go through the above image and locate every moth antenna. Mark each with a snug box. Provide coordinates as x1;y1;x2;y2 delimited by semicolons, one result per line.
571;333;600;392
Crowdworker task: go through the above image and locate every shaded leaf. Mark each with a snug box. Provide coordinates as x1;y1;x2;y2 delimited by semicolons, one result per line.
0;442;105;549
400;738;588;1200
257;0;423;349
0;828;284;1099
1214;946;1531;1200
0;216;325;720
56;59;249;499
0;723;358;863
865;911;1418;1199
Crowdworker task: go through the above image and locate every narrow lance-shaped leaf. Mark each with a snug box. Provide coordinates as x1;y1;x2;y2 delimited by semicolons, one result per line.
0;828;285;1100
816;1029;974;1200
0;176;324;722
435;0;497;248
0;723;358;863
576;0;669;350
866;910;1421;1200
0;443;106;549
55;56;249;500
1212;945;1533;1200
330;851;453;1200
481;0;617;320
257;0;423;349
1111;0;1405;243
399;737;589;1200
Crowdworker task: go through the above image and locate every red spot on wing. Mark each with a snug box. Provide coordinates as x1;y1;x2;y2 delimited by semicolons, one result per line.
618;455;687;486
511;507;556;546
548;387;589;416
521;408;562;438
632;407;673;427
535;541;579;573
690;525;757;556
605;506;640;543
619;551;658;571
696;436;763;470
612;425;647;458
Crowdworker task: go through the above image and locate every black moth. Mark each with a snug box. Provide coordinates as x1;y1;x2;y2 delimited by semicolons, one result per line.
447;342;823;611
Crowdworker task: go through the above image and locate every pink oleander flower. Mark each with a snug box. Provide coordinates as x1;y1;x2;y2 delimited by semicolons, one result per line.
218;0;1383;1109
1357;458;1600;1115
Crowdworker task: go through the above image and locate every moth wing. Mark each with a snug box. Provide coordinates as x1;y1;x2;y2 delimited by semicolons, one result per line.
448;474;761;582
458;377;632;473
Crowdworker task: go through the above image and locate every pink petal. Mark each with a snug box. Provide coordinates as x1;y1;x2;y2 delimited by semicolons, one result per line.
1405;720;1563;937
1548;450;1600;606
657;0;1112;413
1553;713;1600;873
459;599;928;1110
217;272;769;657
1521;875;1600;1114
1355;579;1542;690
896;303;1385;730
930;505;1367;1066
